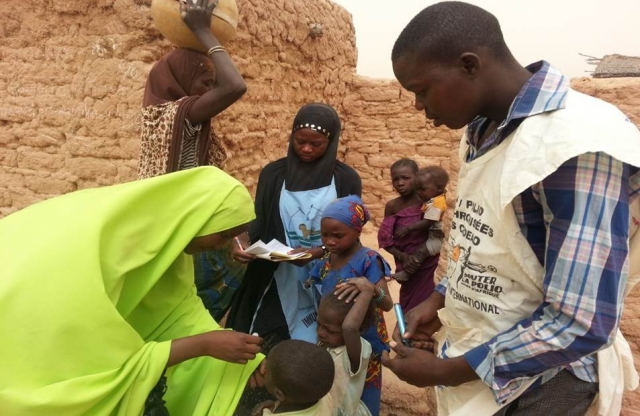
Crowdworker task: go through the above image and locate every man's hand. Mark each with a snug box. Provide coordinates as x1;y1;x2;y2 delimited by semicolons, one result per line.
382;340;479;388
385;293;479;388
382;341;444;387
391;293;444;346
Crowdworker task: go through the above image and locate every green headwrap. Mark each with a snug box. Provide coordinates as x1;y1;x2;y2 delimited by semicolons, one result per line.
0;167;260;415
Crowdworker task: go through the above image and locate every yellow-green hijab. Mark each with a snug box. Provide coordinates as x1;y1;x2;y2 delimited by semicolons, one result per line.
0;167;261;415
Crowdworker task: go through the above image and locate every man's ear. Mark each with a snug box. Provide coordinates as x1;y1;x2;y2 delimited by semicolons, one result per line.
273;387;286;402
459;52;482;78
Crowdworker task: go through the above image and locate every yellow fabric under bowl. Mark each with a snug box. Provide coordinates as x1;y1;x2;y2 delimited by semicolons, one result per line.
151;0;239;51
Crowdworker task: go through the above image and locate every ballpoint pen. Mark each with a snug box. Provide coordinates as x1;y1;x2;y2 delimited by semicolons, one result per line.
234;236;244;252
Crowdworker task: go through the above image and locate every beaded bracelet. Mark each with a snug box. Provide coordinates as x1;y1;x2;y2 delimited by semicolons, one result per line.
374;287;386;303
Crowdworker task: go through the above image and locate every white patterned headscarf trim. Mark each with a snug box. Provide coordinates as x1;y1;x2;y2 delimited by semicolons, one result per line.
293;123;331;138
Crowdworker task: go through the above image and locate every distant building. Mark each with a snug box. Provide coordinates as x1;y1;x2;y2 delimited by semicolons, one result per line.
593;54;640;78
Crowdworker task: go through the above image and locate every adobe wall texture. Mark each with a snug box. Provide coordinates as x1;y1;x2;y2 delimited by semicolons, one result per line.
0;0;460;224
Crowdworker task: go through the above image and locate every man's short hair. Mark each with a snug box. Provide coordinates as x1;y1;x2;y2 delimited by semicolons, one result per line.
267;340;334;403
392;1;510;65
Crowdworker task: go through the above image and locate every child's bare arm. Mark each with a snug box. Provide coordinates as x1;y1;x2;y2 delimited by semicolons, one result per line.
394;219;434;239
373;257;394;311
341;278;376;374
383;245;411;265
411;219;435;233
405;229;444;274
384;198;400;217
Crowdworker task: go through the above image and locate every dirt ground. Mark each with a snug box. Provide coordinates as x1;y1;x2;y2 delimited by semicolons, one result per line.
360;230;434;416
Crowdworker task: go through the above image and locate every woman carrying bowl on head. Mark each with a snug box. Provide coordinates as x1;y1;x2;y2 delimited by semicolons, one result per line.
139;0;248;323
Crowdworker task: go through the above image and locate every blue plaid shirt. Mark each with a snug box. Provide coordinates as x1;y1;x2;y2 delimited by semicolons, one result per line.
435;61;640;403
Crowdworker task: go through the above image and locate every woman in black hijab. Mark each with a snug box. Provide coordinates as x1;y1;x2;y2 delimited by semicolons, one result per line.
226;103;361;348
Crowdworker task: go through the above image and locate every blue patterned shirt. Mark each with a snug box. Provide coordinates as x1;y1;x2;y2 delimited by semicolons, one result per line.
435;61;640;403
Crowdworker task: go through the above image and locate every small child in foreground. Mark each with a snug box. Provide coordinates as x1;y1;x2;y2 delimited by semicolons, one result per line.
251;340;334;415
393;166;449;282
318;282;377;415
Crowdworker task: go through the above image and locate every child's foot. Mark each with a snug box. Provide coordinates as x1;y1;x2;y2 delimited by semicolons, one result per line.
393;271;409;282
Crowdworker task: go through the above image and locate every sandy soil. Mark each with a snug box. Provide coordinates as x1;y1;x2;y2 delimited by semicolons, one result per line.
360;231;434;415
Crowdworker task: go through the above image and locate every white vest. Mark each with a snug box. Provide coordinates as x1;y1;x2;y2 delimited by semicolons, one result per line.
435;90;640;415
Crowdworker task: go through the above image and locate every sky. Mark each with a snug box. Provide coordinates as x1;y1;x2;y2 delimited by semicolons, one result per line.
331;0;640;79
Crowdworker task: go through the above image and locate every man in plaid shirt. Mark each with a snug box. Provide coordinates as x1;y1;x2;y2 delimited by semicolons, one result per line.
382;2;640;415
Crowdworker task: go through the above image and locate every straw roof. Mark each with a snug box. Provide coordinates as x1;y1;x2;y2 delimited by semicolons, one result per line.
593;54;640;78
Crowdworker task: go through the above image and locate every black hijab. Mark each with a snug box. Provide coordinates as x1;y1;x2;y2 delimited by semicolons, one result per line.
284;103;341;192
226;103;361;338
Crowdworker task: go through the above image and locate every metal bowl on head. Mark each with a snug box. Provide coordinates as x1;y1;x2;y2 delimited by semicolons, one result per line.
151;0;239;52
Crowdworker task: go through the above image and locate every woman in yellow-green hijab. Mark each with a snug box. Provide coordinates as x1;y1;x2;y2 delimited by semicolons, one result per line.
0;167;264;416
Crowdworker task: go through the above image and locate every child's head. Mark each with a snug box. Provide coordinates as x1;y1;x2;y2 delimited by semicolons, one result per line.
317;291;375;348
390;158;419;198
391;2;514;130
415;166;449;202
321;195;369;255
265;340;334;405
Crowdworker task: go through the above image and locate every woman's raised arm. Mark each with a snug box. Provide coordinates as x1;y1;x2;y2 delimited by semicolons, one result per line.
181;0;247;124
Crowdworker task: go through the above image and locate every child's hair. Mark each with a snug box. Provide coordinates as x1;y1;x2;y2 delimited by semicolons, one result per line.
319;290;376;332
267;340;334;404
390;158;419;173
416;166;449;189
391;1;511;65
